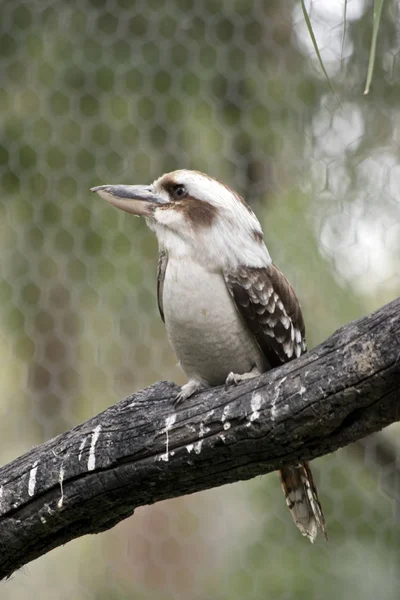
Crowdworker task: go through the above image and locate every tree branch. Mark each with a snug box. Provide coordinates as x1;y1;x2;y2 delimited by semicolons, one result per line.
1;298;399;579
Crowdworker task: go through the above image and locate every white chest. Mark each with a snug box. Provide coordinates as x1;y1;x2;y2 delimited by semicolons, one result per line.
162;258;266;385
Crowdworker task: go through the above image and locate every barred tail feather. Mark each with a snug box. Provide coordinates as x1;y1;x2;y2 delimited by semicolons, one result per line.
279;462;327;543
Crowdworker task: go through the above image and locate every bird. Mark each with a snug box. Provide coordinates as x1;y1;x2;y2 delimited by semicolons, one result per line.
91;169;327;543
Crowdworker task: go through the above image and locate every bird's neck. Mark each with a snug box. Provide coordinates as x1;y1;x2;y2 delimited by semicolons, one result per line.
149;219;272;270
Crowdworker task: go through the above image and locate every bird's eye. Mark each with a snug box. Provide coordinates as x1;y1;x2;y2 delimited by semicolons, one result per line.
173;185;187;199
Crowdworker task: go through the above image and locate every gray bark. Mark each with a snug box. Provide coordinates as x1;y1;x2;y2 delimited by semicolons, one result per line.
0;297;399;580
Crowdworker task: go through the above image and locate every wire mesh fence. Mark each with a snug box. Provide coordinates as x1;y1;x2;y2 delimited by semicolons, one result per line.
1;0;400;598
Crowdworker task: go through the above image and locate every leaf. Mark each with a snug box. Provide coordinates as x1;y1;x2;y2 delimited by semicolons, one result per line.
341;0;348;62
300;0;336;96
364;0;385;95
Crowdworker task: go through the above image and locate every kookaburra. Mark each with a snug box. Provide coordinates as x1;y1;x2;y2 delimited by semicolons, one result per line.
91;169;327;542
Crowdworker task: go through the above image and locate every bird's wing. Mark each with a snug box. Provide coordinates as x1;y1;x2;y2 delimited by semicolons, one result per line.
224;263;328;542
223;263;306;368
157;249;168;323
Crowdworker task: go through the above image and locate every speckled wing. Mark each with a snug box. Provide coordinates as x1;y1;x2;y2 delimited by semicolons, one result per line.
223;263;307;368
157;250;168;323
224;263;327;542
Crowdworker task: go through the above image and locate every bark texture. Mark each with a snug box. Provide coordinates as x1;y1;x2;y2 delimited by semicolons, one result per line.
0;297;399;579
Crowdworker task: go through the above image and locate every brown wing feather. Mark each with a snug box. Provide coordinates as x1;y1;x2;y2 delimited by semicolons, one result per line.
224;263;327;542
224;263;306;368
157;250;168;323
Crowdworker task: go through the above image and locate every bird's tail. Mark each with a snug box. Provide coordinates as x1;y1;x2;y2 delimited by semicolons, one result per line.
279;462;327;543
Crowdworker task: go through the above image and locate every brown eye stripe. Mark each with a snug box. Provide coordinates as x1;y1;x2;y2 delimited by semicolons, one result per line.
174;195;217;228
160;176;180;197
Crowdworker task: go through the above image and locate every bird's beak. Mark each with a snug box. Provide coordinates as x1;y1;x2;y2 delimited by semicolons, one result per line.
90;184;167;216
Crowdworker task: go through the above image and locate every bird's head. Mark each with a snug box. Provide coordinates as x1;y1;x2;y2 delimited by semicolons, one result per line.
91;170;270;267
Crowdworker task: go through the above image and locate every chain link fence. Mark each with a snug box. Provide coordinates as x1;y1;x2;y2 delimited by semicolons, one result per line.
1;0;400;598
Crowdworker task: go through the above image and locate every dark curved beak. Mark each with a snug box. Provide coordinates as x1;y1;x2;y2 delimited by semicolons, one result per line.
90;184;167;216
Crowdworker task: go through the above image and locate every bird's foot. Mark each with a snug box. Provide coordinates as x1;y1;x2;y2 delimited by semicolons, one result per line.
174;379;204;405
225;366;261;390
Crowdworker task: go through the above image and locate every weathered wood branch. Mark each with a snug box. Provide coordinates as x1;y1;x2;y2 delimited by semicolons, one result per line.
0;298;399;579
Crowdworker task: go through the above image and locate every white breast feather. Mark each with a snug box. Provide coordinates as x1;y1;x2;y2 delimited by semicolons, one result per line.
162;258;266;385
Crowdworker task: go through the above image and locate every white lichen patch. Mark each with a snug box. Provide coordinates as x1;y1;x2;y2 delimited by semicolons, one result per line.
299;385;306;396
40;516;47;524
271;377;287;421
199;422;210;437
223;421;231;430
78;437;87;461
28;461;39;497
221;405;230;422
194;440;203;454
57;465;65;509
88;425;101;471
249;392;263;423
159;413;177;462
186;444;194;453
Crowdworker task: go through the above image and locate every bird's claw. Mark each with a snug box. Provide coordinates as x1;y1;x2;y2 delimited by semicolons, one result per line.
173;391;185;406
224;371;240;390
173;379;203;405
225;367;260;390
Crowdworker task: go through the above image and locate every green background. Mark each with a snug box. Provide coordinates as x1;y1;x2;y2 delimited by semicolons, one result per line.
1;1;399;599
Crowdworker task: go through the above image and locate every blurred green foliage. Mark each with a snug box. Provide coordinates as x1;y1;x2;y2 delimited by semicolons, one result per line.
1;0;400;599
